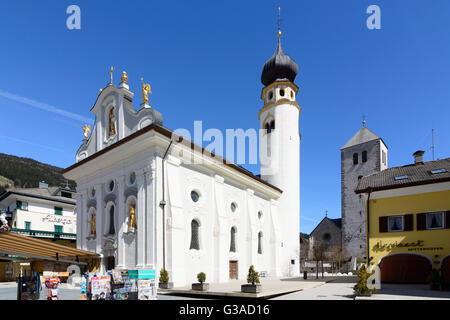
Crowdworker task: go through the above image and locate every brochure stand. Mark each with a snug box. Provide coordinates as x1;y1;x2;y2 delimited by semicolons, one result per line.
17;270;41;300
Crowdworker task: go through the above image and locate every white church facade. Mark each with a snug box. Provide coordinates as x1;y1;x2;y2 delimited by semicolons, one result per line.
63;34;301;287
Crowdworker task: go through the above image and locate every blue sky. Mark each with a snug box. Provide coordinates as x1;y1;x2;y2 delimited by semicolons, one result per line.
0;1;449;233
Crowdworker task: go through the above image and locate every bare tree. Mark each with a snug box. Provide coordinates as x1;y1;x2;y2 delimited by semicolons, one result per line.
312;240;328;279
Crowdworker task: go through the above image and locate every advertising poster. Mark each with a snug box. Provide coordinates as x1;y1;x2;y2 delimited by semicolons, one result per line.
137;279;156;300
91;276;111;300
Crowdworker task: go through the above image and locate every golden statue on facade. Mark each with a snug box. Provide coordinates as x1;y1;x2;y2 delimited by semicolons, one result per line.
88;213;96;235
82;124;91;140
128;204;136;229
109;108;116;136
141;78;152;104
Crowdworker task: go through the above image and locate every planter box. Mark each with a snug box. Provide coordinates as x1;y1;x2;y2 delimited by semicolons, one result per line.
192;283;209;291
241;284;262;293
159;282;173;289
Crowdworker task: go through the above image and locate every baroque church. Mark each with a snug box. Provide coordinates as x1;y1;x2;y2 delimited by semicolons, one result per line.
63;32;301;286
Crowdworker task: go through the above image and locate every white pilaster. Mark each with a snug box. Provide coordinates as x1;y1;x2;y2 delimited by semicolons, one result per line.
136;170;146;268
116;175;126;269
246;189;257;268
95;183;104;254
144;163;155;268
213;174;228;283
166;155;185;286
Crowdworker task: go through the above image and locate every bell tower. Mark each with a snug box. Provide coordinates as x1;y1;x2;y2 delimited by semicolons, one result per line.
259;11;301;276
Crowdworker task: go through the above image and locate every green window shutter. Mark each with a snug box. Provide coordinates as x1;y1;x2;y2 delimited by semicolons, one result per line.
54;225;63;233
54;207;63;215
25;222;31;230
16;201;22;210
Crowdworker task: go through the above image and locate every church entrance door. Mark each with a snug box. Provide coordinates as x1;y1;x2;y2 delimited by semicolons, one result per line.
229;261;238;280
106;256;115;271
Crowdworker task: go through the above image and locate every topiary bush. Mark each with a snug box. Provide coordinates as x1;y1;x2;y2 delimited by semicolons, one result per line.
197;272;206;284
353;264;375;296
247;265;260;285
159;268;169;284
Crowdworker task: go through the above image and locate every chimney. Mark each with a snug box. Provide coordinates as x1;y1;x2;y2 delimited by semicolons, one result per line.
39;181;48;189
413;150;425;165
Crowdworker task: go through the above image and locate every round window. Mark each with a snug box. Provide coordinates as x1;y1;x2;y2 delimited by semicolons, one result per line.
109;180;115;192
191;190;200;203
231;202;237;212
323;233;331;241
280;89;285;97
129;172;136;185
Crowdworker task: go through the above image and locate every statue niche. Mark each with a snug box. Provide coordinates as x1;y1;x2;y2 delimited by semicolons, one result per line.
128;204;136;232
108;107;116;137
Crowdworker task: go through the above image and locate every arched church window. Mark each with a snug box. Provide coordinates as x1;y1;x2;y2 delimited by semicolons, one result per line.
190;219;200;250
258;231;263;254
362;151;368;163
230;227;237;252
353;153;358;165
268;91;273;100
108;205;115;235
265;120;275;134
280;89;285;97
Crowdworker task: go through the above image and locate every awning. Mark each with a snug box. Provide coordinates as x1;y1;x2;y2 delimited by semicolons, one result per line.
0;230;99;265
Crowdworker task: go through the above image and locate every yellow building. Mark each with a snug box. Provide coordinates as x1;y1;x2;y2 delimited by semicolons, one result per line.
356;151;450;284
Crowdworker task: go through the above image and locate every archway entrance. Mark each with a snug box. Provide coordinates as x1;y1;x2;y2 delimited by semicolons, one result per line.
442;256;450;283
379;254;431;283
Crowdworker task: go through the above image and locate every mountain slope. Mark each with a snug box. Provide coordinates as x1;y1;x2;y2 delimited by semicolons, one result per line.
0;153;75;194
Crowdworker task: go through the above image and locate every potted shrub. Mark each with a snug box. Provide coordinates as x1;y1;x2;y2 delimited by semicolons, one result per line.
426;269;442;291
353;265;376;296
158;268;173;289
192;272;209;291
241;265;262;293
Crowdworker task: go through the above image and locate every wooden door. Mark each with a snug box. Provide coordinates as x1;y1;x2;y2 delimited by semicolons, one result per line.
442;256;450;283
379;254;431;283
229;261;238;280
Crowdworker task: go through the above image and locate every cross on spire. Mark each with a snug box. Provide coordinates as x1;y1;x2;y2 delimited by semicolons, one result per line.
109;66;114;84
277;7;282;38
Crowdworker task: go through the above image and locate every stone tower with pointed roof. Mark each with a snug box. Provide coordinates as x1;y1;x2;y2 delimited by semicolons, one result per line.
341;124;388;264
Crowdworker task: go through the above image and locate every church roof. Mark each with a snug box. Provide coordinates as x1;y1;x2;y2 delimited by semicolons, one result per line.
341;126;383;150
309;216;342;237
261;38;298;86
63;123;283;194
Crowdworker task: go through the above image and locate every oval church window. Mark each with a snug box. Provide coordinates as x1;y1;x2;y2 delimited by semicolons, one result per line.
191;190;200;203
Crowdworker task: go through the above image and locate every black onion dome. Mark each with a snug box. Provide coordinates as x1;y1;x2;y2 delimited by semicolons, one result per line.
261;38;298;86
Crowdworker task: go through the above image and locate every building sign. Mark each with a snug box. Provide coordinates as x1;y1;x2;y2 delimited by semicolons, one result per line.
42;215;73;225
372;240;425;252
